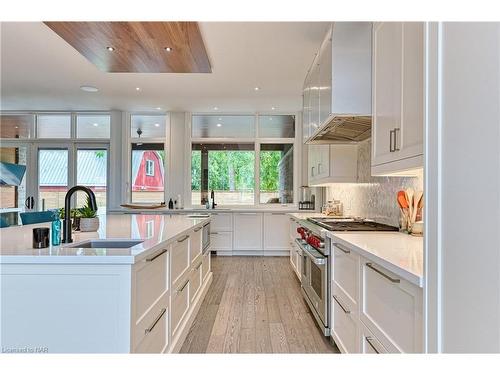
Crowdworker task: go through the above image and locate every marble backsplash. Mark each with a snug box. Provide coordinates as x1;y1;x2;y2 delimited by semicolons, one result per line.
325;140;423;227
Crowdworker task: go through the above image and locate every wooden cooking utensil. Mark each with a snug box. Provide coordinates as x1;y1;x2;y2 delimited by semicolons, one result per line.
412;191;423;224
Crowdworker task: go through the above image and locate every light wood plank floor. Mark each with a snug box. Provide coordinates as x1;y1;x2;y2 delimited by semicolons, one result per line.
180;256;339;353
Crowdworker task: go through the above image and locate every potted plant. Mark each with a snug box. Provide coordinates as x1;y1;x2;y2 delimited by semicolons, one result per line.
79;197;99;232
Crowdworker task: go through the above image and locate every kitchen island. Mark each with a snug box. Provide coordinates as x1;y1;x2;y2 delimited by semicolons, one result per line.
0;214;212;353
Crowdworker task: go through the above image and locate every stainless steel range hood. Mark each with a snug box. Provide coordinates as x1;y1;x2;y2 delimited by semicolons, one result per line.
305;23;373;144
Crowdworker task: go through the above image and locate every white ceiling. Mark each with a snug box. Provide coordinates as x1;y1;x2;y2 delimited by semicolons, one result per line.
0;22;330;113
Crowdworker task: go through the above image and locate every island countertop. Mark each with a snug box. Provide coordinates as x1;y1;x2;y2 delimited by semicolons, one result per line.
0;214;209;265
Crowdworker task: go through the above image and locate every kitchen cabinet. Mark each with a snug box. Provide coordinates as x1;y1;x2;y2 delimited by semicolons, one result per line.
233;213;263;253
371;22;424;175
360;322;388;354
263;213;289;251
308;144;358;185
209;212;233;255
360;258;423;353
329;239;423;354
309;56;321;136
302;72;312;143
190;225;203;264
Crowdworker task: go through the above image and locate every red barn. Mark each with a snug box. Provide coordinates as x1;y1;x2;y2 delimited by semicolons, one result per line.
131;151;164;191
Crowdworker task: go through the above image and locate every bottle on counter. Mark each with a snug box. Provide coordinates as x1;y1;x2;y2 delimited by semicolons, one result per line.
51;219;61;246
168;198;174;209
174;200;178;209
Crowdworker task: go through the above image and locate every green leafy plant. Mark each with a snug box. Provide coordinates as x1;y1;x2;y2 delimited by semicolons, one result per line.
58;207;83;219
79;197;97;219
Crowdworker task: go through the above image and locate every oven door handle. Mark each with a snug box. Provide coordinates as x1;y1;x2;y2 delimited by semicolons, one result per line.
301;246;327;265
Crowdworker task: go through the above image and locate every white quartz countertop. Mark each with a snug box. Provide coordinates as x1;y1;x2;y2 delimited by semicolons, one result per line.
110;207;316;214
326;231;423;287
0;214;209;265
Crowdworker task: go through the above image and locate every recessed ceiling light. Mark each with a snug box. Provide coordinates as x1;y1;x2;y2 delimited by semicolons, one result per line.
136;87;141;91
254;87;260;91
80;85;99;92
93;123;99;127
216;123;222;127
154;123;160;127
271;106;276;110
106;46;115;52
164;47;173;52
156;107;162;110
213;106;218;110
15;126;19;129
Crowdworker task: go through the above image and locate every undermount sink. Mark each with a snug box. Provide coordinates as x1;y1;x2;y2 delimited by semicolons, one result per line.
66;240;144;249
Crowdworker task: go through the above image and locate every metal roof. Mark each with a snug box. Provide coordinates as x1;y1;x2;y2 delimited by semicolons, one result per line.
39;150;106;186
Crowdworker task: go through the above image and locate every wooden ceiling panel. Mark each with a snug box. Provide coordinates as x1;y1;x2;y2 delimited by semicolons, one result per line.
43;22;212;73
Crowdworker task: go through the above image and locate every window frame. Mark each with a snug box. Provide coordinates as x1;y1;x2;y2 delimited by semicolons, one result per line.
0;111;111;214
125;112;169;204
189;112;298;208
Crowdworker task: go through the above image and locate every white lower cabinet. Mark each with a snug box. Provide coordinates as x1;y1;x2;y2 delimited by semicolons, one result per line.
331;290;359;353
360;258;423;353
190;261;203;304
233;213;263;253
360;322;388;354
133;297;169;353
263;213;290;251
171;278;190;337
329;240;423;354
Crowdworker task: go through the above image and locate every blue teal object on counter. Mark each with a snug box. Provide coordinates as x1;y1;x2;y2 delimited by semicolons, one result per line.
0;216;9;228
20;210;58;225
51;219;61;246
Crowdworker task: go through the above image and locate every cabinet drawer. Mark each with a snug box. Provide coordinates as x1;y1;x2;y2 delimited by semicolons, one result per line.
133;299;168;353
360;322;388;354
190;226;203;263
210;213;233;232
331;292;358;353
202;251;211;281
171;234;190;286
332;242;359;306
210;231;232;250
360;260;423;353
190;261;202;303
171;279;190;336
133;247;168;319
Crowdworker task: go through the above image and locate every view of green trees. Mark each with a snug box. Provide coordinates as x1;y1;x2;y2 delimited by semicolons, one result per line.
191;150;282;191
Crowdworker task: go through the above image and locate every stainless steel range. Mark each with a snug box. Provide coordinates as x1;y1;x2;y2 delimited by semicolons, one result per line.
296;217;398;336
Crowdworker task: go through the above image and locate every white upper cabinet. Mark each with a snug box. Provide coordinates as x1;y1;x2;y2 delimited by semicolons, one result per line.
308;144;358;185
309;56;321;136
302;71;312;143
371;22;424;175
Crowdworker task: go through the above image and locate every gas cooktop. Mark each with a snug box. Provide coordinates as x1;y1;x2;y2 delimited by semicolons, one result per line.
306;217;399;232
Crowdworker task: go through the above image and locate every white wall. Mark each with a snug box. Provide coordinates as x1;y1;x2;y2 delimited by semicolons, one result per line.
426;22;500;353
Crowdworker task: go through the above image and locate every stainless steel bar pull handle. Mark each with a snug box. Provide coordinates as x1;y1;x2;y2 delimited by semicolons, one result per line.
393;128;400;151
365;337;380;353
333;295;350;314
145;248;167;262
177;235;189;243
177;280;189;293
333;243;350;254
389;130;395;152
366;263;400;283
193;227;202;232
145;308;166;334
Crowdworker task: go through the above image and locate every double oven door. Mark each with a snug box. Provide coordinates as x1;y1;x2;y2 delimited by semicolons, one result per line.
297;238;330;335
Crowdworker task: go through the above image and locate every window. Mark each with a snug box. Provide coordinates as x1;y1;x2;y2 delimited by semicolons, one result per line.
192;144;255;206
0;145;28;226
77;114;111;138
258;115;295;138
145;160;155;176
0;114;33;139
192;115;255;138
77;149;108;213
131;115;166;138
260;144;294;204
38;148;68;209
37;114;71;138
131;143;165;203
